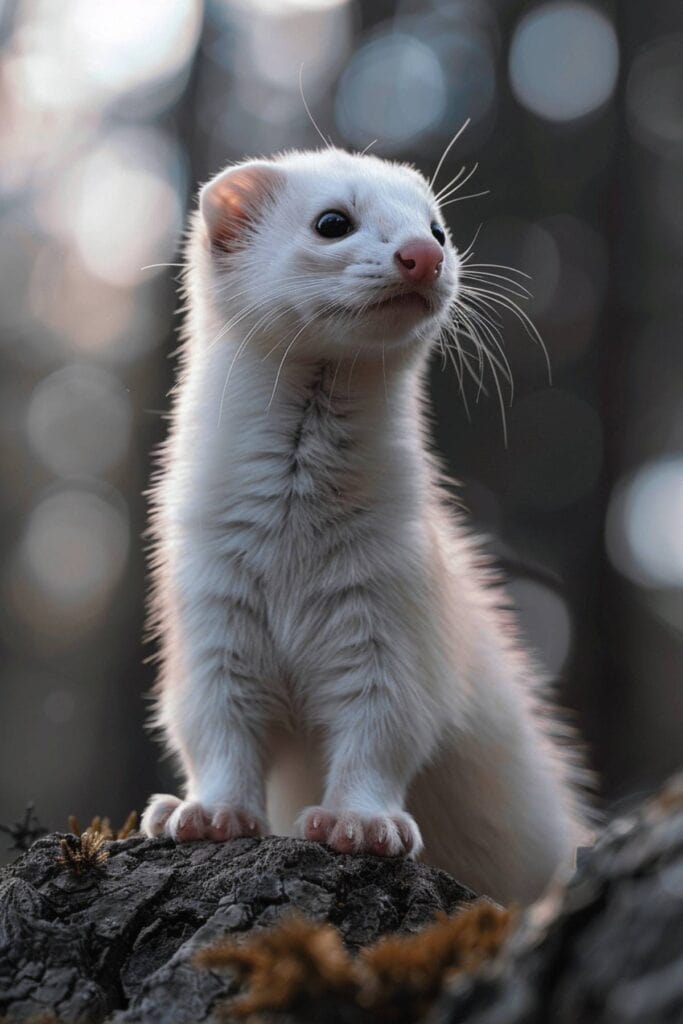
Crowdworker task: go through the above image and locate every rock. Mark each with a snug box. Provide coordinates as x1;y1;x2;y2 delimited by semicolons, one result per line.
432;775;683;1024
0;833;475;1023
2;778;683;1024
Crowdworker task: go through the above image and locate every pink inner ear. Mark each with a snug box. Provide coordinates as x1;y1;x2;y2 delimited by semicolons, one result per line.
201;163;283;252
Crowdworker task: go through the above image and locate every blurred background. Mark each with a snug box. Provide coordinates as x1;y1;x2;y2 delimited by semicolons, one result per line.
0;0;681;858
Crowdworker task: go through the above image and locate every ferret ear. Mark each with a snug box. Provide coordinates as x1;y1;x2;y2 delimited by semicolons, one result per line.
200;161;284;252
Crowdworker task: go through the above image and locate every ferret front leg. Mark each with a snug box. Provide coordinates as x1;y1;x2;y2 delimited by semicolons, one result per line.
298;666;434;858
142;692;269;843
142;553;273;842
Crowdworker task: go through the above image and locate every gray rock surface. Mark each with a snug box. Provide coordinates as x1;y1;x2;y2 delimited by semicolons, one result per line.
432;777;683;1024
3;779;683;1024
0;833;475;1023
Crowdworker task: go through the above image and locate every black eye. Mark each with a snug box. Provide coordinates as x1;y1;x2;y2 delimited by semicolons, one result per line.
315;210;354;239
431;221;446;246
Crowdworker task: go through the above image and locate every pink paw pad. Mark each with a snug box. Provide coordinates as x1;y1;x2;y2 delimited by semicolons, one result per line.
207;808;264;841
299;806;422;859
140;794;182;837
141;794;267;843
172;801;209;841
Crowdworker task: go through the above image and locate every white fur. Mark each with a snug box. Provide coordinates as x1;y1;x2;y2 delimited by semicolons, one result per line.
141;148;590;904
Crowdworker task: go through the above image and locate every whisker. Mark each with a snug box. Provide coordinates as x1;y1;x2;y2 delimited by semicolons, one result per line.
442;324;489;396
439;189;490;207
216;285;336;424
434;164;467;198
438;332;472;419
459;257;532;280
460;269;532;299
456;300;514;392
456;223;484;263
208;278;337;354
346;344;364;398
484;345;508;446
141;262;183;270
266;297;342;410
299;64;333;149
429;118;471;191
325;355;344;422
461;285;551;383
436;162;480;204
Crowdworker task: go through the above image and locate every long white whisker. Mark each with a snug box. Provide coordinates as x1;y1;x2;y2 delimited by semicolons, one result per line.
208;278;338;354
216;285;337;425
456;301;514;393
434;165;468;199
460;269;532;299
439;189;490;207
438;331;472;419
436;162;480;203
461;285;551;383
325;355;344;422
484;344;508;446
265;297;342;410
429;118;471;190
459;257;532;280
141;262;183;270
346;344;364;398
443;324;489;395
299;64;333;149
457;224;484;263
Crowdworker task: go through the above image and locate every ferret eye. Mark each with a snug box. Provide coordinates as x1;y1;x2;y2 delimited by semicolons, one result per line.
431;222;446;247
315;210;354;239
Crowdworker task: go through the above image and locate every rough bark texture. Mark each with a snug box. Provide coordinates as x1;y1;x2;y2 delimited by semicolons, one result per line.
0;833;474;1023
432;776;683;1024
1;778;682;1024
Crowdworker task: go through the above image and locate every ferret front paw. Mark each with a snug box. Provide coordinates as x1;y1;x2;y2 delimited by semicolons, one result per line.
141;794;268;842
298;806;423;858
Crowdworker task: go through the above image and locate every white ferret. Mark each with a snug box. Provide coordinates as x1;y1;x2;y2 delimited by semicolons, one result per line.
141;148;590;905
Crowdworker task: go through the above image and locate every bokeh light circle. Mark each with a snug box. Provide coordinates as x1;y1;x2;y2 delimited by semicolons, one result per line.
508;577;572;676
69;130;183;287
626;35;683;152
71;0;202;96
336;32;446;150
21;486;129;611
27;365;132;477
509;2;619;122
431;28;497;131
13;0;201;112
606;457;683;589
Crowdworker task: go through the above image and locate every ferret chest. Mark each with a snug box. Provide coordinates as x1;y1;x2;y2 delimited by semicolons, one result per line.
220;362;370;566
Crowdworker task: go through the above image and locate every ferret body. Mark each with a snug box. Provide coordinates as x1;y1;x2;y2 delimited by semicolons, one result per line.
141;148;589;904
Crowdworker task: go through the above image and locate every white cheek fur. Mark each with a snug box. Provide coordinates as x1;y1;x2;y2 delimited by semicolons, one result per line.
141;148;589;906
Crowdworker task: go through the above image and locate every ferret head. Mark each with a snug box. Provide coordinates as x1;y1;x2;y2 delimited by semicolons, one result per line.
196;149;460;359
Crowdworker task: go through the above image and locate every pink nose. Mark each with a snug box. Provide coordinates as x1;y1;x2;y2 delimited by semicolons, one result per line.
394;239;443;283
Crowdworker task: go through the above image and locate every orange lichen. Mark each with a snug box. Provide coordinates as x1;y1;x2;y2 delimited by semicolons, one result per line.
198;900;514;1023
358;901;513;1020
198;915;356;1017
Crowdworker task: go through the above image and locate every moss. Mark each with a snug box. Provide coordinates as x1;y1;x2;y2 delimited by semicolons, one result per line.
197;900;513;1023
